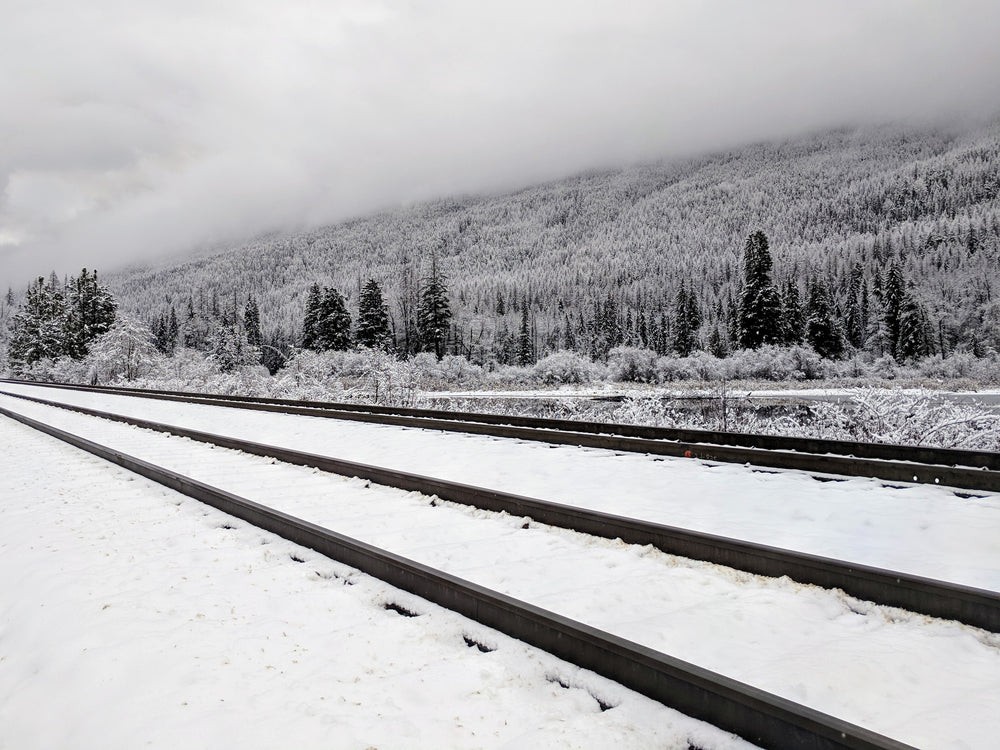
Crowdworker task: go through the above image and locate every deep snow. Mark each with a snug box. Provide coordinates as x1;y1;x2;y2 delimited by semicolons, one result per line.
2;387;1000;748
0;415;752;750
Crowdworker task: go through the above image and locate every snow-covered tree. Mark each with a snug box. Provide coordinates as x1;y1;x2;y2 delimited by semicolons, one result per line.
416;254;452;359
738;231;783;349
805;278;844;359
7;277;67;372
355;279;391;351
63;268;117;358
86;317;161;382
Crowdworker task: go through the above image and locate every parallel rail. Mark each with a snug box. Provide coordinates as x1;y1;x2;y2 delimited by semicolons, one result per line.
5;388;998;634
2;378;999;492
0;403;914;750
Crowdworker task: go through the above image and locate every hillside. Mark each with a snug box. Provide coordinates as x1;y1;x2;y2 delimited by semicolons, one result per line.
107;118;1000;364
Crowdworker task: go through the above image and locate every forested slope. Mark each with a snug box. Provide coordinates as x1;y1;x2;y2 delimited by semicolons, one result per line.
107;118;1000;364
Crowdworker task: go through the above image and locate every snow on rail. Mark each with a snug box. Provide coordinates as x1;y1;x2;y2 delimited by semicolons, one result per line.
3;380;999;592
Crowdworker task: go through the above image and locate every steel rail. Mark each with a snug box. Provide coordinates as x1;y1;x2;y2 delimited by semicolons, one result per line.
5;388;998;634
4;378;999;470
2;378;998;492
0;404;915;750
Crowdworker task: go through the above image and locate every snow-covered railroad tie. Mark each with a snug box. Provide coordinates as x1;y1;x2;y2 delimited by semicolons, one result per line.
4;386;999;634
2;392;999;748
5;377;1000;492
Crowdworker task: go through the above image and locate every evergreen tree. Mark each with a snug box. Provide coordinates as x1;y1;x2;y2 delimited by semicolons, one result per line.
356;279;392;350
708;325;728;358
7;277;67;371
244;296;262;349
672;282;700;356
416;254;452;358
517;307;533;366
883;263;905;360
301;283;322;350
315;287;352;351
167;306;179;354
844;263;866;349
780;279;804;345
737;231;783;349
805;278;844;359
897;288;931;361
64;269;117;358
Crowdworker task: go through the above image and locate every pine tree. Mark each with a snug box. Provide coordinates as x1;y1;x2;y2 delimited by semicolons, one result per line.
356;279;392;351
416;254;452;359
805;278;844;359
737;231;783;349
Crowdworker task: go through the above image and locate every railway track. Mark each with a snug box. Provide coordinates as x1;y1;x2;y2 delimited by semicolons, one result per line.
0;398;916;750
4;385;998;634
3;378;999;492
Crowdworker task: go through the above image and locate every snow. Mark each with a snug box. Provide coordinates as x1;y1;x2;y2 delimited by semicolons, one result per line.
0;415;749;750
4;382;999;591
2;386;1000;748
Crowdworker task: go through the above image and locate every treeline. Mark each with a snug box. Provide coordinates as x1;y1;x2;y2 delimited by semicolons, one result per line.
107;118;1000;367
121;228;941;375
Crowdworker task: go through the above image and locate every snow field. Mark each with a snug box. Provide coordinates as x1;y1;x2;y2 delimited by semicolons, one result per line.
0;415;750;750
2;392;999;747
3;381;999;591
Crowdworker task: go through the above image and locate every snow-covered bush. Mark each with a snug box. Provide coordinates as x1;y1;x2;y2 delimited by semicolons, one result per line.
607;346;657;383
533;350;601;384
724;345;825;381
804;388;1000;449
271;350;345;400
358;348;422;406
433;354;485;385
86;317;162;383
654;355;698;382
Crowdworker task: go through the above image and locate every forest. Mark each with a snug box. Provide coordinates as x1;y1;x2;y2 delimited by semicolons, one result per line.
3;117;1000;384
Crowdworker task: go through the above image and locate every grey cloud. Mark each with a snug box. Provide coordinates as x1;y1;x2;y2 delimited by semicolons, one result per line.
2;0;999;291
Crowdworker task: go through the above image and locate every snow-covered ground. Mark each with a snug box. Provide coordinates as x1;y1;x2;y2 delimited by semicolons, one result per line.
3;382;999;591
0;415;751;750
2;387;1000;748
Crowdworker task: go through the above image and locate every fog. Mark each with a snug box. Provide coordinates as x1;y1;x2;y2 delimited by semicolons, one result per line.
2;0;999;290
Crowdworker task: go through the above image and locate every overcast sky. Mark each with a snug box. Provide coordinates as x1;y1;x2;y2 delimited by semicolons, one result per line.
2;0;999;291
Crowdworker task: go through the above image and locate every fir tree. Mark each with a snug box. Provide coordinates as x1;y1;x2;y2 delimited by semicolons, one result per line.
897;288;931;361
356;279;391;350
7;276;67;370
780;279;804;345
64;269;117;358
301;283;322;350
737;231;783;349
167;306;179;354
244;296;262;349
416;254;452;358
672;282;700;357
883;263;905;360
805;278;844;359
315;287;352;351
517;307;533;365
